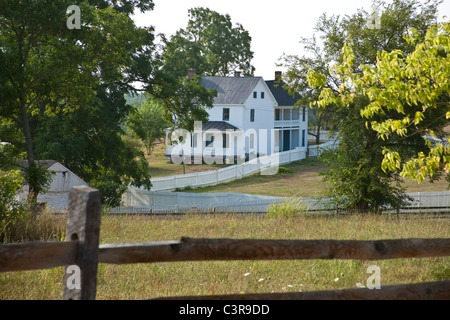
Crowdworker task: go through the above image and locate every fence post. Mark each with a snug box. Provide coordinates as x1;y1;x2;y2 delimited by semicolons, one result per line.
63;186;101;300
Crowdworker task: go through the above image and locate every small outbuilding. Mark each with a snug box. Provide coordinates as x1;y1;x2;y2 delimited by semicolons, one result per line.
15;160;88;212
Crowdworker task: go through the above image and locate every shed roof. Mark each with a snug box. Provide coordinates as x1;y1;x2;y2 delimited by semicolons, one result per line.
202;121;241;131
200;76;262;105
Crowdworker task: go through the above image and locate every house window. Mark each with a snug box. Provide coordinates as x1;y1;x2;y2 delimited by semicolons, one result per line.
275;109;281;121
302;106;306;121
292;108;299;120
223;108;230;121
253;91;257;98
302;129;306;147
250;109;255;122
283;109;291;120
261;92;265;99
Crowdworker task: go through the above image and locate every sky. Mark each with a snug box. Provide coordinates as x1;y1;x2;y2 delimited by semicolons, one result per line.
132;0;450;80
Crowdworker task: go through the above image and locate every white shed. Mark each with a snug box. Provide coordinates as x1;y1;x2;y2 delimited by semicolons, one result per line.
16;160;88;212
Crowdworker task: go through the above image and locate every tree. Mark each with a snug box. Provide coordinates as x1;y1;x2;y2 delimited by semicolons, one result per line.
163;7;255;77
282;0;445;212
126;97;170;155
0;0;155;206
31;86;152;207
311;22;449;185
280;35;336;145
149;7;255;131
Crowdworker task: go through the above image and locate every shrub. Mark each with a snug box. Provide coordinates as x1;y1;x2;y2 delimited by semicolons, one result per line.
277;166;289;175
0;169;29;242
266;199;310;218
0;169;65;243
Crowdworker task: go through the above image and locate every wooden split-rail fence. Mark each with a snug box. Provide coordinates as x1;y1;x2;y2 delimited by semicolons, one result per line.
1;186;449;300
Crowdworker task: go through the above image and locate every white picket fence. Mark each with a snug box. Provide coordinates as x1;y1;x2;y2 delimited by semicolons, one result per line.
141;147;307;192
308;140;339;157
112;190;450;214
308;130;339;142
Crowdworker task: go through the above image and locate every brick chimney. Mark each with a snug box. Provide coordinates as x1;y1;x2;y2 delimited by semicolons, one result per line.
234;70;241;77
275;71;282;80
187;69;196;79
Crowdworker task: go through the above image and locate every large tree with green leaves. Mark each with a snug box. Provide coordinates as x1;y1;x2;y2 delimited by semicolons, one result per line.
162;7;255;77
280;34;336;145
282;0;446;212
30;86;152;207
309;22;449;186
0;0;156;206
147;7;255;131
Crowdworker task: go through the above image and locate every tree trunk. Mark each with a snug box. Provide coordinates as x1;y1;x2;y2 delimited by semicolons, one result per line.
316;126;321;145
356;201;370;213
21;105;39;213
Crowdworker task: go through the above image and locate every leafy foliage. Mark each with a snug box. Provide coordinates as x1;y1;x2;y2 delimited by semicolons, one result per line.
283;0;446;211
0;169;29;240
0;0;157;202
162;7;255;77
126;97;170;155
311;22;449;185
31;86;152;207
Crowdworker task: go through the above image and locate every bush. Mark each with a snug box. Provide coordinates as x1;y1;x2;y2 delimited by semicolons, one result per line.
0;169;29;242
266;199;310;218
277;166;289;175
0;169;65;243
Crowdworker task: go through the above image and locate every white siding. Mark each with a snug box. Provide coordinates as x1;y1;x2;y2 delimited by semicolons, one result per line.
47;162;88;192
16;162;88;212
243;79;276;132
243;79;278;155
206;104;245;129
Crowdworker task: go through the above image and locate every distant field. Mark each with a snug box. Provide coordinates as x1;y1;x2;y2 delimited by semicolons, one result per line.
180;158;449;197
147;140;231;178
184;158;327;198
1;214;448;299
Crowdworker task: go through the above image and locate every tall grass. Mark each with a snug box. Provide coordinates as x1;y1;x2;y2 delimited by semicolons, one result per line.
1;210;65;243
1;213;448;299
266;199;311;217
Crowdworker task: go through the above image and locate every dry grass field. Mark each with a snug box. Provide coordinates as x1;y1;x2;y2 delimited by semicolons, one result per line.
1;140;448;300
1;214;449;300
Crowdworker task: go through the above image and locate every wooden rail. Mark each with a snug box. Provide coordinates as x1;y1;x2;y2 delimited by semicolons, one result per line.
1;186;449;300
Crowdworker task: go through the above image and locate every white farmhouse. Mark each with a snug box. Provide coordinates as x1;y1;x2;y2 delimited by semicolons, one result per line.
165;71;307;163
16;160;88;212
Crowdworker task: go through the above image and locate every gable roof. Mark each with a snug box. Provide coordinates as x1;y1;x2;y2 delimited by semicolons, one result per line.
15;159;58;169
200;76;262;105
265;80;301;107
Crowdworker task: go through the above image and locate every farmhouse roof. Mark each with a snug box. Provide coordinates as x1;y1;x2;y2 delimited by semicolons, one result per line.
265;80;301;107
200;76;262;105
